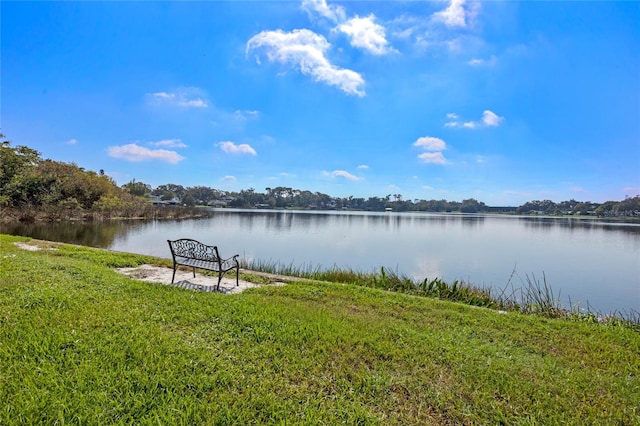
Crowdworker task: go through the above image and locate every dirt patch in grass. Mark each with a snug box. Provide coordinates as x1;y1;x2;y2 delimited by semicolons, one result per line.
13;241;59;251
115;264;286;294
12;241;285;294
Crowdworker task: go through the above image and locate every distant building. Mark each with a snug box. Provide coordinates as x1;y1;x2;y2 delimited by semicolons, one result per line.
486;206;517;213
149;195;181;205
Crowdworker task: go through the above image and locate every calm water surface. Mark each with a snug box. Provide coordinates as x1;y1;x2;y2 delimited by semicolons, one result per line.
4;209;639;314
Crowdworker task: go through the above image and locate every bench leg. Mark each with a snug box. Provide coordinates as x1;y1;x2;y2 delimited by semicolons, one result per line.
171;263;177;284
192;267;196;278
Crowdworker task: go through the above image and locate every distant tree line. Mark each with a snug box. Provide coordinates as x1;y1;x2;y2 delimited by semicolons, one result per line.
2;137;638;222
183;186;637;217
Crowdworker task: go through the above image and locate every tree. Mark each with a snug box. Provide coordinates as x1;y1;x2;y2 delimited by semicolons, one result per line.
0;137;42;193
123;179;151;197
365;197;386;211
160;191;177;201
615;196;640;216
558;199;579;214
460;198;486;213
516;200;557;215
182;192;196;207
595;201;617;217
93;195;126;218
573;202;595;215
153;184;185;198
185;186;219;206
32;160;118;209
0;141;128;213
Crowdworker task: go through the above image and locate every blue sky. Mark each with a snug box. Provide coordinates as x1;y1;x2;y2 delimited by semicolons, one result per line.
2;1;639;205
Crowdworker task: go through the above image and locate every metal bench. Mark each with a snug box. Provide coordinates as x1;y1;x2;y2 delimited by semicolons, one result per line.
167;239;239;290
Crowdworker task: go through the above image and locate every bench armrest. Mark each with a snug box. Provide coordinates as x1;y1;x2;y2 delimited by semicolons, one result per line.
220;254;239;270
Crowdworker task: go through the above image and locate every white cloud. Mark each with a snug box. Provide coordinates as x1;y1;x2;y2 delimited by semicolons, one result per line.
357;164;369;169
468;55;497;67
412;29;484;56
182;98;207;108
422;185;434;190
218;141;257;155
445;110;504;128
392;2;483;55
413;136;447;151
338;15;396;55
246;29;365;96
222;175;237;183
418;152;448;164
482;110;504;127
623;187;640;195
303;1;395;55
66;138;78;145
148;139;187;148
414;136;448;165
149;88;208;108
233;110;260;121
433;0;480;29
434;0;467;28
301;0;346;23
323;170;362;180
107;144;184;163
152;92;173;100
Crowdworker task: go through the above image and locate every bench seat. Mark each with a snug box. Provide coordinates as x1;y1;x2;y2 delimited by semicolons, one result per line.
167;239;239;290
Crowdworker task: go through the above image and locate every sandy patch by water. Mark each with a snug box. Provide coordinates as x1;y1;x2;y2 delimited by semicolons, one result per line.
115;264;279;294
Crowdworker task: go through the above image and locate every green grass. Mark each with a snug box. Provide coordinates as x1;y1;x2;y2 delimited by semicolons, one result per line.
242;259;640;326
1;234;639;424
242;259;501;308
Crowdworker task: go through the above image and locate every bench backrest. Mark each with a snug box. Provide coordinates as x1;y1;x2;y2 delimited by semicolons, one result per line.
168;239;220;262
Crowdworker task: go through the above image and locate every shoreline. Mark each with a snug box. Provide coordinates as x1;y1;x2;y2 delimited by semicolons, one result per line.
2;205;639;225
8;236;639;326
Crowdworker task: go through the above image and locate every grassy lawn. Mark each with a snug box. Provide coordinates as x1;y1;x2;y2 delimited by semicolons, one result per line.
1;234;638;424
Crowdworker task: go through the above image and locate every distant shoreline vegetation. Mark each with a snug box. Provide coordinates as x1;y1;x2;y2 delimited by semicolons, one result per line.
2;136;639;223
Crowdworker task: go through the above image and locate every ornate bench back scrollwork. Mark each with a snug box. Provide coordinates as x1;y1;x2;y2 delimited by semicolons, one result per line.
167;239;239;290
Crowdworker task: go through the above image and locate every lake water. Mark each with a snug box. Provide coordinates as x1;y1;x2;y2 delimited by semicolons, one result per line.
3;209;639;315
